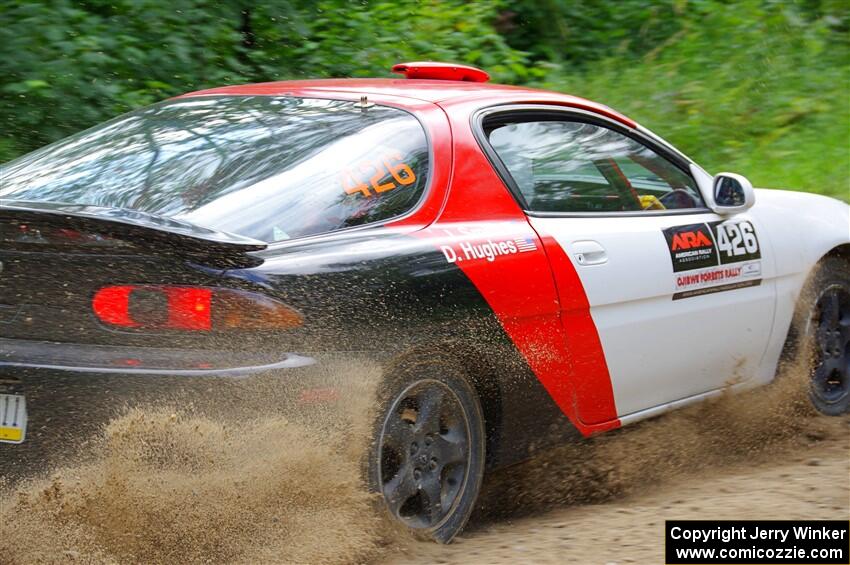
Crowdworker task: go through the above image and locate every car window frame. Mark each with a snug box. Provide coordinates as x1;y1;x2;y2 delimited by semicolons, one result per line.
472;104;711;218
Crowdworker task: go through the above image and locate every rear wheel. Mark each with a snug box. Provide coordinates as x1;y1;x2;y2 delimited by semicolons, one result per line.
368;360;485;543
796;258;850;415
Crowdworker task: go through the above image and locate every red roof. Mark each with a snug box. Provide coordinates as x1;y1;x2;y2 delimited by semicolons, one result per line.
183;78;637;128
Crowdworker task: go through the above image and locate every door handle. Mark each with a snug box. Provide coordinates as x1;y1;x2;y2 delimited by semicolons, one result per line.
572;240;608;265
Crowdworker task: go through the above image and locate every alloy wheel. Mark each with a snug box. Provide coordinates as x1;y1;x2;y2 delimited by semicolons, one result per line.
377;379;471;529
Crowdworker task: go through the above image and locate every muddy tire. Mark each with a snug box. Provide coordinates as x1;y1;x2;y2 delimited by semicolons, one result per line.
367;357;486;543
792;257;850;415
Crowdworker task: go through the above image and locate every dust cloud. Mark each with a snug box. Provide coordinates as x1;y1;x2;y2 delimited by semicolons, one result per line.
475;352;847;521
0;352;846;564
0;362;398;564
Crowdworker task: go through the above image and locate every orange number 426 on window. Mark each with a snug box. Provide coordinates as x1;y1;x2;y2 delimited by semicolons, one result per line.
342;151;416;198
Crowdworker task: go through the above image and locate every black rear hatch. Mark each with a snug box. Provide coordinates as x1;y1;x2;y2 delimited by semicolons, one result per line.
0;201;267;349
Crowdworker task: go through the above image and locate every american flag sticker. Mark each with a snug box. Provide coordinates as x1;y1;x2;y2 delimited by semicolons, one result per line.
514;237;538;252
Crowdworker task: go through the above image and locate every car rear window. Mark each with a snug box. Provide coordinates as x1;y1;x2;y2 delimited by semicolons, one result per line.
0;96;430;242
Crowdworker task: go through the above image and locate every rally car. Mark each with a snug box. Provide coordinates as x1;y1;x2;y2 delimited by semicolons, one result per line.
1;62;848;542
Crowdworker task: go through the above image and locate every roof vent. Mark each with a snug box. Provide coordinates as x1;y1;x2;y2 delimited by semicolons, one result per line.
391;62;490;83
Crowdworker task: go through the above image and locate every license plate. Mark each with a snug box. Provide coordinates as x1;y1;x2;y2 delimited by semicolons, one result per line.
0;393;27;444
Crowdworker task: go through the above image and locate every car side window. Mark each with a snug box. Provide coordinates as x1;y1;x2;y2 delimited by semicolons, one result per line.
486;119;704;213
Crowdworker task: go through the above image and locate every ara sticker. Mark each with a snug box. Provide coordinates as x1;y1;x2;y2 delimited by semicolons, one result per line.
663;220;762;300
663;223;719;272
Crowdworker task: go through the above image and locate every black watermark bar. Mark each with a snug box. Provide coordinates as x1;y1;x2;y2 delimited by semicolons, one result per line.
666;520;849;564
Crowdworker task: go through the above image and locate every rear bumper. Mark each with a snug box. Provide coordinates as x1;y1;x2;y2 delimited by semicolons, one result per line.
0;337;315;378
0;340;378;480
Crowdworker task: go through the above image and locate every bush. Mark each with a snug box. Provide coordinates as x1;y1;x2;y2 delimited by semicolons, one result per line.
1;0;847;200
536;0;849;199
0;0;533;161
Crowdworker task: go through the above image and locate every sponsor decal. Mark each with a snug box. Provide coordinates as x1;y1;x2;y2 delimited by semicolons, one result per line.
673;261;762;300
664;220;762;300
441;236;538;264
673;279;761;300
709;220;761;264
663;223;719;272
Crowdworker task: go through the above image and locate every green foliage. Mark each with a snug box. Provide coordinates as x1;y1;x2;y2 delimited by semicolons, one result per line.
535;0;850;199
0;0;847;200
0;0;533;161
245;1;540;82
0;0;249;160
501;0;686;64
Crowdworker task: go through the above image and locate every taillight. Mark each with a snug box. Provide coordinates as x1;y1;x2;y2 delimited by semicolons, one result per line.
92;286;302;331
